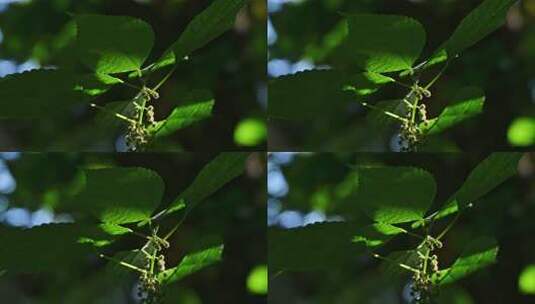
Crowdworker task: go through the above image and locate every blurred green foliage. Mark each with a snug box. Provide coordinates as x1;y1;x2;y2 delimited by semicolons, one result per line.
234;117;267;146
519;264;535;295
246;264;268;295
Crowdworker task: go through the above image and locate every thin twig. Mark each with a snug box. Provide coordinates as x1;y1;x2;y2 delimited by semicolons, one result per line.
372;253;419;273
436;211;461;240
153;65;177;91
90;103;136;124
360;102;408;122
99;254;146;273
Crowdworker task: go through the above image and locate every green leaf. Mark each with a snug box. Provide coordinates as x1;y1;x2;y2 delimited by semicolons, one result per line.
99;223;132;236
77;73;123;96
75;14;154;74
166;152;249;214
0;224;102;272
150;97;214;138
353;223;406;248
74;167;164;224
433;153;521;219
158;244;224;285
453;152;521;209
0;69;86;118
436;237;498;285
354;166;436;224
346;72;395;96
443;0;516;57
269;221;363;272
269;69;392;120
341;14;426;73
153;0;246;70
432;200;459;221
428;0;517;66
421;87;485;135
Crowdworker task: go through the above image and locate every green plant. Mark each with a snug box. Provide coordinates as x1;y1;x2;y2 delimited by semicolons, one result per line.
0;152;249;303
269;152;522;303
0;0;246;151
269;0;517;151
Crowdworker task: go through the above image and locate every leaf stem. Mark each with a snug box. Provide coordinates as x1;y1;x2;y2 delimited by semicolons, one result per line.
436;211;461;240
149;247;157;275
422;247;430;275
163;213;187;241
372;253;420;273
360;102;409;122
90;103;136;124
153;65;177;91
137;94;149;125
424;60;450;90
99;254;146;273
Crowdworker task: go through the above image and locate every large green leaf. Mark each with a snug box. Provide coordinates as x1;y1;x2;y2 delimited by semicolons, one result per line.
346;72;395;96
0;69;86;118
444;0;516;57
74;167;164;224
268;69;392;120
157;244;224;285
269;222;363;272
436;237;498;285
77;73;123;97
453;152;521;209
166;152;249;214
353;223;406;248
340;14;426;73
75;14;154;74
421;87;485;135
0;224;103;272
427;0;517;67
149;98;214;138
433;153;521;219
354;166;436;224
153;0;246;70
